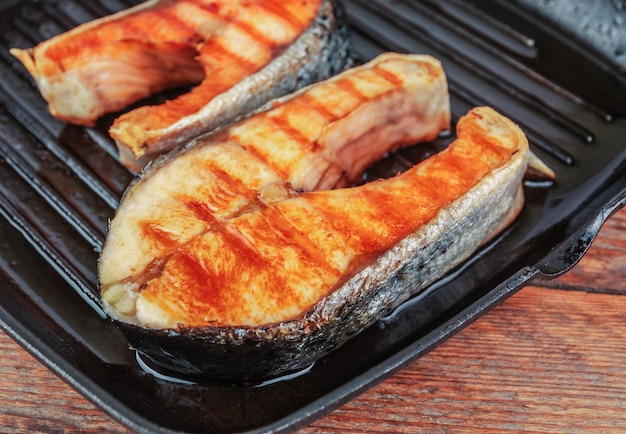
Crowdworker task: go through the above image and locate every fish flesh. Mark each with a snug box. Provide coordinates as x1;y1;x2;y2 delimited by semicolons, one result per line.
98;55;529;380
99;52;451;315
10;0;352;171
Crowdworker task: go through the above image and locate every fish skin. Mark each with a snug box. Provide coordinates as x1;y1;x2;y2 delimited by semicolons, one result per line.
10;0;352;172
99;53;451;318
107;106;529;380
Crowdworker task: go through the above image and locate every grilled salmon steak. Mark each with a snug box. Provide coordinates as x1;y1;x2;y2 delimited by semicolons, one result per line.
98;54;530;380
10;0;351;171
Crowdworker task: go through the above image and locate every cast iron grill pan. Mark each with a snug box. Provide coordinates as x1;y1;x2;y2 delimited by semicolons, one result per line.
0;0;624;432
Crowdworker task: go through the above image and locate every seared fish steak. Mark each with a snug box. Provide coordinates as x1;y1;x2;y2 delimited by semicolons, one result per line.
102;106;528;380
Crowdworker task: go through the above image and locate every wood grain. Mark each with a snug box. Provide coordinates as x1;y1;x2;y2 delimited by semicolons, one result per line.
0;206;623;433
0;336;131;433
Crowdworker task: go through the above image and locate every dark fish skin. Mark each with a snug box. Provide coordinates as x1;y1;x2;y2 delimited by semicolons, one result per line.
108;107;529;381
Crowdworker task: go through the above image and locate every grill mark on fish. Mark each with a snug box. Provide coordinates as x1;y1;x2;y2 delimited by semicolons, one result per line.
222;219;264;258
183;199;221;224
264;205;342;276
181;174;243;213
230;19;279;49
333;77;369;104
181;0;226;17
461;128;516;164
255;0;307;30
261;97;336;158
299;92;338;122
194;0;221;15
305;193;410;255
224;111;333;185
148;6;199;41
189;226;275;311
141;222;178;250
176;166;267;221
226;140;290;182
128;0;228;41
265;113;321;153
162;249;227;317
372;64;404;87
255;216;341;310
207;34;270;69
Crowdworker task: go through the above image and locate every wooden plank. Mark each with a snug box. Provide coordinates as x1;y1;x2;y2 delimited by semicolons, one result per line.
0;333;131;433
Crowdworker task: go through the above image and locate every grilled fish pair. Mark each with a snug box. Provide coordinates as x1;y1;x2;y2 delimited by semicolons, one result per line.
13;1;538;381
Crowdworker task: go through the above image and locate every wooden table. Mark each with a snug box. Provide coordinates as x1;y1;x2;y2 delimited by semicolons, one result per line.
0;206;624;433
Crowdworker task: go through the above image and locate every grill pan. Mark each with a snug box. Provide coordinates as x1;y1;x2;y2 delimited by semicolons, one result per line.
0;0;624;433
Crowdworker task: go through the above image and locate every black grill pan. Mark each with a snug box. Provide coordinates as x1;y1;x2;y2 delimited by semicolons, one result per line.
0;0;624;433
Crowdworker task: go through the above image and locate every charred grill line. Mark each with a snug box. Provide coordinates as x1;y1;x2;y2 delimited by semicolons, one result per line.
255;0;305;30
264;115;318;152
